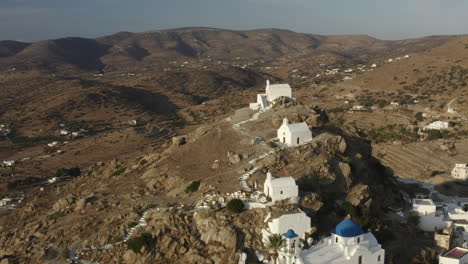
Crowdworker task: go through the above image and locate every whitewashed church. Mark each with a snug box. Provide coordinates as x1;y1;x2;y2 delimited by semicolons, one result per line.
266;217;385;264
277;118;313;146
263;171;299;203
250;80;292;110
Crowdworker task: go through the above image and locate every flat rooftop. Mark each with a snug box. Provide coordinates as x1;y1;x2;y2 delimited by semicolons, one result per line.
443;247;468;259
413;199;435;206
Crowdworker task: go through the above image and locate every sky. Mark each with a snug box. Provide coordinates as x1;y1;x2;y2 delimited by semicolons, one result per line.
1;0;467;42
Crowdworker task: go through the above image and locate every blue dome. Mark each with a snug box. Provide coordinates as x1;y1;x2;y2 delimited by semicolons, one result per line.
332;218;364;237
282;229;298;239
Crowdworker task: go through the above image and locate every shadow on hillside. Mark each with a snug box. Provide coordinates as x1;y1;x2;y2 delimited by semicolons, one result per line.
435;180;468;198
51;38;111;71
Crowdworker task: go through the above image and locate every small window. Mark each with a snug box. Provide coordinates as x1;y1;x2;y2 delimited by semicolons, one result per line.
357;237;360;243
336;237;338;243
358;256;363;264
297;137;300;144
378;255;381;262
280;191;283;194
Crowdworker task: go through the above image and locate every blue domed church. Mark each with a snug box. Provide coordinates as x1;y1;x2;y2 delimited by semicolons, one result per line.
276;217;385;264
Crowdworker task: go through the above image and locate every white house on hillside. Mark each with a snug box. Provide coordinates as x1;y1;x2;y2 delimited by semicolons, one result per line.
452;164;468;180
423;121;449;131
277;118;312;146
412;199;451;231
276;218;385;264
250;80;292;110
262;211;311;244
263;171;298;203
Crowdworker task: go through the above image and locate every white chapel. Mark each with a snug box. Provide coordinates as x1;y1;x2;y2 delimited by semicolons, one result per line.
264;171;299;203
250;80;292;110
277;118;313;146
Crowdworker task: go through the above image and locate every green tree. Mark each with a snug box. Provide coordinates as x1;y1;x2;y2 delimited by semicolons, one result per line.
265;234;286;264
227;199;245;213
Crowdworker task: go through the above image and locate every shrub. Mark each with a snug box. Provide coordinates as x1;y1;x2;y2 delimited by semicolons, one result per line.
268;141;278;148
341;202;357;218
227;199;245;213
426;129;442;140
184;181;201;193
415;112;424;122
47;211;67;221
127;222;138;229
61;247;70;260
331;117;345;126
111;167;126;177
367;124;418;143
56;167;81;177
407;211;420;228
127;232;154;254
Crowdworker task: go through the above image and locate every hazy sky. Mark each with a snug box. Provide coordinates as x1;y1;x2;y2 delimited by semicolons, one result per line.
1;0;467;42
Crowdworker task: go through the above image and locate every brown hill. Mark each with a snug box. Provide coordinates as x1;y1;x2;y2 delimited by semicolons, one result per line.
329;35;468;114
0;40;30;58
0;28;455;72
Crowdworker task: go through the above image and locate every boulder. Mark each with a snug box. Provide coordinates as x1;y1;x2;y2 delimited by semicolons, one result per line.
53;197;74;212
346;184;370;206
172;136;187;146
300;193;324;215
75;198;88;211
227;152;241;164
337;162;352;187
0;258;12;264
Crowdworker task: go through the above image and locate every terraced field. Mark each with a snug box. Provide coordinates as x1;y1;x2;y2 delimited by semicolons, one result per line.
374;139;468;182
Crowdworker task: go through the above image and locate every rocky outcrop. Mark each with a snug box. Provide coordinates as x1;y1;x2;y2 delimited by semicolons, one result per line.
172;135;187;146
227;151;242;164
300;193;324;216
271;105;328;127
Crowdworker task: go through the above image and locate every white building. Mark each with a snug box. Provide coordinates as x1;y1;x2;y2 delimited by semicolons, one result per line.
250;80;292;110
1;160;15;167
262;211;311;244
264;172;298;203
277;218;385;264
452;164;468;180
439;247;468;264
423;121;449;131
277;118;312;146
412;199;451;232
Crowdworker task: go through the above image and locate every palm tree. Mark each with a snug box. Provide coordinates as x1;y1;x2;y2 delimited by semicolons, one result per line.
265;234;286;264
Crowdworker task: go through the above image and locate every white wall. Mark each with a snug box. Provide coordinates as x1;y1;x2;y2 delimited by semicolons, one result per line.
266;85;292;102
289;129;312;146
419;216;451;232
263;212;311;243
277;123;312;146
452;166;468;180
264;181;298;202
277;124;292;145
439;254;468;264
